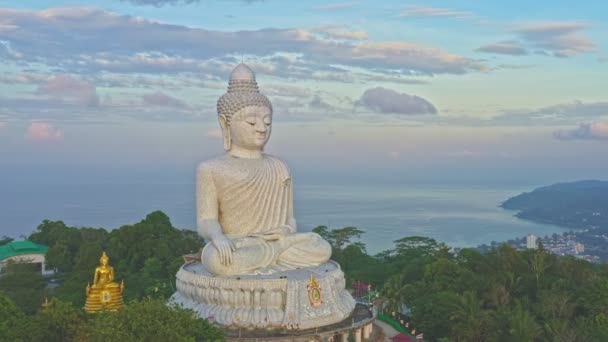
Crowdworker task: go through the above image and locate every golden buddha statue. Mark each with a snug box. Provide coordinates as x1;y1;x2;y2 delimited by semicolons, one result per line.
84;251;124;313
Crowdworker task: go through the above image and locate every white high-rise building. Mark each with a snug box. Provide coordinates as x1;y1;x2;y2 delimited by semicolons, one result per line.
575;243;585;254
527;234;537;249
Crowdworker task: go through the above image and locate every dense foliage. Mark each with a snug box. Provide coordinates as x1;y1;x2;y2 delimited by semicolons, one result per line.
314;225;608;341
0;293;223;342
3;212;608;341
1;211;217;341
28;211;202;306
0;262;47;314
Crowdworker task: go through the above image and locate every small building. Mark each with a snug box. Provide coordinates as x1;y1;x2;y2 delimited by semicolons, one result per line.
526;234;537;249
0;241;54;275
575;243;585;254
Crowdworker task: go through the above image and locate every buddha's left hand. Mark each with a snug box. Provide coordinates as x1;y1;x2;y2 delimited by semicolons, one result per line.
259;225;292;241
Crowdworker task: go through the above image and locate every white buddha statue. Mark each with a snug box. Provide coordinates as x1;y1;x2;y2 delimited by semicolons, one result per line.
197;63;332;276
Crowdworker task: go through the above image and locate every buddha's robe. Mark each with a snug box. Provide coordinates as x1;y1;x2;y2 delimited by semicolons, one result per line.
197;154;331;276
93;266;118;288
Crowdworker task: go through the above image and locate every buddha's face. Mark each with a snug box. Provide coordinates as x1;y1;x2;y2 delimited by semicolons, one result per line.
228;105;272;150
101;257;108;267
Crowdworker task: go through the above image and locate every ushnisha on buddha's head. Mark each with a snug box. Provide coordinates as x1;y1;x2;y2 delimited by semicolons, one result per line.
217;63;273;155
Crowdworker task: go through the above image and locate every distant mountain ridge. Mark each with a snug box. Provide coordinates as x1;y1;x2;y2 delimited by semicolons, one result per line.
501;180;608;228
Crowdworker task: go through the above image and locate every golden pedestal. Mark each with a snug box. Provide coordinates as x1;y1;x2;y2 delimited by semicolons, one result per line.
85;281;124;313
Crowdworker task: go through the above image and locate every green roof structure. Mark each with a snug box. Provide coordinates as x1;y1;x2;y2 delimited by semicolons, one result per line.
0;241;49;261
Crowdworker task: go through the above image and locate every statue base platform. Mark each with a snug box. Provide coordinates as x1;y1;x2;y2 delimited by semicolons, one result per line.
85;285;124;313
169;261;355;330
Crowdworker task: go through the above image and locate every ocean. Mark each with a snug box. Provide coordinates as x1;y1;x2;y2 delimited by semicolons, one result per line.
0;179;567;254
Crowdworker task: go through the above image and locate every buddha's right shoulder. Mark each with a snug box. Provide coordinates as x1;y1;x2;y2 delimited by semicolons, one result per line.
197;158;226;176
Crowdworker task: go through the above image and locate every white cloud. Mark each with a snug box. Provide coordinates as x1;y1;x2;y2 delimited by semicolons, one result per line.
492;101;608;126
312;26;368;40
474;41;528;56
346;42;485;75
554;122;608;141
0;8;484;76
358;87;437;115
400;6;475;19
26;122;64;142
476;22;595;59
312;2;359;11
529;101;608;118
38;75;99;107
515;22;594;57
142;92;188;108
120;0;262;6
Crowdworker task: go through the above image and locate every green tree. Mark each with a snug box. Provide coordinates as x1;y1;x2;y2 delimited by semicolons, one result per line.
312;225;364;251
29;220;85;272
0;262;47;314
528;248;552;290
383;274;406;313
411;291;460;340
53;242;104;307
448;291;491;342
22;298;87;342
0;291;25;341
85;298;223;341
507;301;541;342
0;235;14;246
393;236;445;258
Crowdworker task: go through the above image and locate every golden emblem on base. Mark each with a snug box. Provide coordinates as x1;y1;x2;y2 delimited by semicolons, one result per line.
84;252;125;313
306;274;323;307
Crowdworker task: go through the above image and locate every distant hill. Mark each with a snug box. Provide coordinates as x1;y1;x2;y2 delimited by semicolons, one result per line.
501;180;608;229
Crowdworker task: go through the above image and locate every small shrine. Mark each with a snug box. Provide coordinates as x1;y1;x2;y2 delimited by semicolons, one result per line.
84;251;125;313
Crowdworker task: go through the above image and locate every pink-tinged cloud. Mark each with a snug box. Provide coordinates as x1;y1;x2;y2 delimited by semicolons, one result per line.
0;122;6;131
26;122;64;142
312;26;368;40
38;75;99;107
142;91;188;108
554;122;608;141
207;129;223;138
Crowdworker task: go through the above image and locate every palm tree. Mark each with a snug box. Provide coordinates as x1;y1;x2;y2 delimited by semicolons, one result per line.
448;291;489;342
383;274;406;314
544;319;578;342
508;301;541;342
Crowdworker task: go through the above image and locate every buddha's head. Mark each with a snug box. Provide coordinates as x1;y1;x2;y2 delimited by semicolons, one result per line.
217;63;273;152
100;251;109;266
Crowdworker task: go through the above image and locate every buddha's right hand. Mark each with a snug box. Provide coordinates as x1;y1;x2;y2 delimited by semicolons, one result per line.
211;234;235;265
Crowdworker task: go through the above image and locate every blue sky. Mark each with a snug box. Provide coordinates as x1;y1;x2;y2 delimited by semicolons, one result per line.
0;0;607;184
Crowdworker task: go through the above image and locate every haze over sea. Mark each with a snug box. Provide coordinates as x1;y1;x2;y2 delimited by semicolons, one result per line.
1;172;568;254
